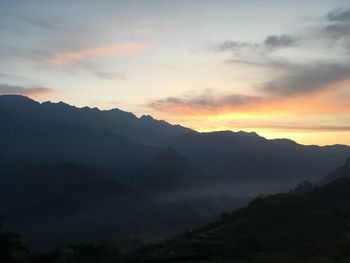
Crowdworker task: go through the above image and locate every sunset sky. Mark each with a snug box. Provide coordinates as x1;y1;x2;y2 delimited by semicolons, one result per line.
1;0;350;146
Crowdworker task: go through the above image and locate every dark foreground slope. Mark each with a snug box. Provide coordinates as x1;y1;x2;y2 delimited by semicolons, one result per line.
135;160;350;262
0;162;213;252
2;162;350;262
5;158;348;262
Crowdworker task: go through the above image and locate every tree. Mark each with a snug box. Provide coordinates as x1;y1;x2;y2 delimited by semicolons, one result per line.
0;215;27;262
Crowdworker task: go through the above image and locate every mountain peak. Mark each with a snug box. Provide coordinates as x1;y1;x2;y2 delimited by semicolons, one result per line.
140;114;155;121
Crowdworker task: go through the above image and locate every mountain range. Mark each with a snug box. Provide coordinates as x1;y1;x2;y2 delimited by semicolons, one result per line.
1;95;350;250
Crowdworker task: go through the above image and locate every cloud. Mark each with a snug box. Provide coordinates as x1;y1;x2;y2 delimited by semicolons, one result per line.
226;120;350;132
217;41;257;52
94;71;126;80
147;82;350;120
147;89;265;115
149;8;350;121
327;9;350;22
322;23;350;40
264;34;296;49
217;34;296;53
261;62;350;95
0;84;55;97
48;42;145;64
213;8;350;97
19;15;68;31
69;60;127;80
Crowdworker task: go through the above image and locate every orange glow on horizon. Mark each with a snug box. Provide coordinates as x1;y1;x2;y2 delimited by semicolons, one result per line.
150;83;350;146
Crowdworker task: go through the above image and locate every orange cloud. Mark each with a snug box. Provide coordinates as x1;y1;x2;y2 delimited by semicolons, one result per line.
0;84;56;99
48;42;145;64
28;87;57;99
147;81;350;145
148;83;350;119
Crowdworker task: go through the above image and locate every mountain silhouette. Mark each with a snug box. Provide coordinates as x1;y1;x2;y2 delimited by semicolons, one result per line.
1;95;350;252
163;130;350;182
0;95;192;145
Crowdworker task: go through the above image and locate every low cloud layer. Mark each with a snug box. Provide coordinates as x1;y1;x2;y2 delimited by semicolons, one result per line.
148;90;265;115
0;84;55;97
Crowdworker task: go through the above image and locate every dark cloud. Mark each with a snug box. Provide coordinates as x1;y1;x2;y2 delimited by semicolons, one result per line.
214;8;350;97
217;41;257;52
264;34;296;49
327;9;350;22
217;35;296;53
261;63;350;95
148;90;265;112
322;23;350;40
0;84;55;96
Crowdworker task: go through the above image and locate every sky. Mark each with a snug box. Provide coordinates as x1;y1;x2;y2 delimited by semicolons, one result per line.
1;0;350;146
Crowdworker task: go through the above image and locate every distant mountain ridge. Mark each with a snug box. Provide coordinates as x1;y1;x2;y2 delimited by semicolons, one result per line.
163;130;350;182
0;95;193;145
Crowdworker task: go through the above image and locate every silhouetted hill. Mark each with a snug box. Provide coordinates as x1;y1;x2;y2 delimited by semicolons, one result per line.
0;95;192;145
137;176;350;262
163;131;350;182
0;106;198;191
0;162;134;250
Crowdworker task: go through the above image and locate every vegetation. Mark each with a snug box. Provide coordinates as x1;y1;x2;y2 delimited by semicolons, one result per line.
0;216;27;263
2;178;350;262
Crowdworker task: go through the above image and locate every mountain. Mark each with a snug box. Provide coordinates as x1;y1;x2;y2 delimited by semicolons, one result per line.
1;95;349;186
1;94;350;252
163;131;350;183
0;102;197;191
0;95;192;145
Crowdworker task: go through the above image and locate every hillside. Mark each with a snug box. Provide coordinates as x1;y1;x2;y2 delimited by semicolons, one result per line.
321;155;350;185
135;159;350;262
